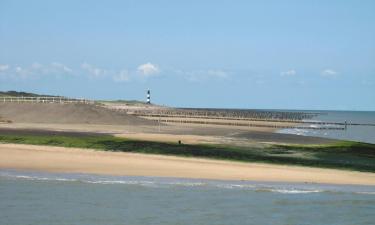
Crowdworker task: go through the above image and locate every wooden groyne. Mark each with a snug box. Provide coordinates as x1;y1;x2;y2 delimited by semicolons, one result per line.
121;107;375;130
125;108;319;121
179;108;320;121
133;113;375;127
144;117;346;130
121;107;374;127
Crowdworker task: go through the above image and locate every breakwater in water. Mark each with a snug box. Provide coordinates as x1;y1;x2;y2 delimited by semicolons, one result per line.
122;108;374;130
127;108;319;121
141;117;346;130
278;110;375;144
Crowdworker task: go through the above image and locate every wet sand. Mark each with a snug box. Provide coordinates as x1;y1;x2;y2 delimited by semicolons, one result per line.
0;122;335;145
1;143;374;185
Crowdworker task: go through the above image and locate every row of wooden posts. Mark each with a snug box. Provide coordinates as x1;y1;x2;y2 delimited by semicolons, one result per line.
0;97;94;104
146;117;347;130
125;108;319;121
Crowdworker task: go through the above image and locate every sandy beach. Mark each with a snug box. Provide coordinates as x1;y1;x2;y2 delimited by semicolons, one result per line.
1;143;374;186
0;102;373;186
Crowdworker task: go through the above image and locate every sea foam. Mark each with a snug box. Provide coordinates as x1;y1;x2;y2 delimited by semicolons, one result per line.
1;169;374;195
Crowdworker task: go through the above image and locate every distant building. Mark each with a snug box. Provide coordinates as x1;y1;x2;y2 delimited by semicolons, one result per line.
146;90;150;104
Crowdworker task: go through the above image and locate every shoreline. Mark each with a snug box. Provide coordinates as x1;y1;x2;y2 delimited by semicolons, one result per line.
1;143;374;186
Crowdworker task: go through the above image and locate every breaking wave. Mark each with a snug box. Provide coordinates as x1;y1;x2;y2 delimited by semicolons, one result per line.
1;169;374;195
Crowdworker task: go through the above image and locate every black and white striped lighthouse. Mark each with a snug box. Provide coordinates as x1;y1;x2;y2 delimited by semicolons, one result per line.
146;89;151;104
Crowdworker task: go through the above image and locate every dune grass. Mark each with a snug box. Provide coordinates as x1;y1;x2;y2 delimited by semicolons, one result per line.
0;133;374;172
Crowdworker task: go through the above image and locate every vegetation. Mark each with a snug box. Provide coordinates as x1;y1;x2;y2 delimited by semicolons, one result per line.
0;91;148;105
97;100;149;105
0;133;374;172
0;91;59;97
93;99;153;107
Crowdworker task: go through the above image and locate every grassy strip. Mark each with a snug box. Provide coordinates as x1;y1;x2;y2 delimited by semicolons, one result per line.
0;134;375;172
273;141;375;156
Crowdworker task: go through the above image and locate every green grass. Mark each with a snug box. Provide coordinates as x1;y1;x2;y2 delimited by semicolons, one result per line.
97;100;148;105
1;134;375;172
274;141;375;156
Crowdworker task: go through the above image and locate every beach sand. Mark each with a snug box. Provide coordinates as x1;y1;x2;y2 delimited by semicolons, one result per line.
1;143;374;186
0;103;362;185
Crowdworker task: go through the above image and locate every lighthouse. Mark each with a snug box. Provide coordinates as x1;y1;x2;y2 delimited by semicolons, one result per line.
146;89;151;104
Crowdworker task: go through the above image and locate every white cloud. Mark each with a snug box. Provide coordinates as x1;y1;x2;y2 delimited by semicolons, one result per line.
80;62;161;81
280;69;296;77
81;63;106;77
113;70;130;82
0;64;10;72
15;66;22;73
1;62;233;84
137;63;159;77
321;69;338;77
0;62;75;80
28;62;73;75
182;69;230;82
27;62;73;76
51;62;72;73
206;70;229;78
12;66;32;79
31;62;43;70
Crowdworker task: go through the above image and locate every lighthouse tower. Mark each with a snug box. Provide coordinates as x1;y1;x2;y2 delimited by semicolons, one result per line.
146;89;151;104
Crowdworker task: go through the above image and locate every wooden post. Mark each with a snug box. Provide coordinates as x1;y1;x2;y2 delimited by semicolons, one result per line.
158;115;161;132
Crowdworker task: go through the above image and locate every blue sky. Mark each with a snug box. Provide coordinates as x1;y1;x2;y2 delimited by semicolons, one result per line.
0;0;374;110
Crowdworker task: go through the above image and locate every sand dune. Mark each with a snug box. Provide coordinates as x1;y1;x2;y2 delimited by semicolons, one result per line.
0;102;156;125
1;143;374;186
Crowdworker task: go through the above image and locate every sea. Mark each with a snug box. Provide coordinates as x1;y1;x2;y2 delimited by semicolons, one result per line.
1;170;375;225
277;110;375;144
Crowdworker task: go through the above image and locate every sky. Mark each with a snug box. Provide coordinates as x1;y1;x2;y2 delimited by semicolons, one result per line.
0;0;374;110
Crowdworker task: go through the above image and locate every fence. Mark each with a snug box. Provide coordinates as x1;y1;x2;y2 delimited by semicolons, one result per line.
0;96;94;104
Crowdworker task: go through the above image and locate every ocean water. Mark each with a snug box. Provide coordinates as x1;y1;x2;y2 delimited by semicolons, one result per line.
1;170;375;225
278;110;375;144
